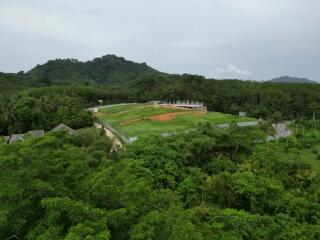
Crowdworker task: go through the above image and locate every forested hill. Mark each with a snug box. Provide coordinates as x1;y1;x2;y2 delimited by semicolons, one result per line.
0;55;161;93
26;54;161;85
2;54;320;122
269;76;318;84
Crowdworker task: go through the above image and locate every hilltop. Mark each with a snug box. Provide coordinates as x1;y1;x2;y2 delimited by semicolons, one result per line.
2;55;320;96
0;55;161;93
27;54;161;85
269;76;318;84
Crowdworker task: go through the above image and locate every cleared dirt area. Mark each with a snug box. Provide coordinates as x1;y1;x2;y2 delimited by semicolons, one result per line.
150;112;189;121
150;111;207;121
120;111;208;125
98;103;255;138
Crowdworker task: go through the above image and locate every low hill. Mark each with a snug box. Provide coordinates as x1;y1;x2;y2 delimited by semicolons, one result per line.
269;76;318;84
26;55;161;85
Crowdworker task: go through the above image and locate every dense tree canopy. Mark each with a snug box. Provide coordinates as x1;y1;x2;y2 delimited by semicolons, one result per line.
1;124;319;239
1;55;320;122
1;55;320;239
0;89;93;135
2;72;320;136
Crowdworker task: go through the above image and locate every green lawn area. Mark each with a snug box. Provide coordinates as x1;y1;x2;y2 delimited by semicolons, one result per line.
300;146;320;176
98;103;255;138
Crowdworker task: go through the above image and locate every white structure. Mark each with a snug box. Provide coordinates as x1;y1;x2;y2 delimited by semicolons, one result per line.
239;112;247;117
93;107;99;113
159;100;207;111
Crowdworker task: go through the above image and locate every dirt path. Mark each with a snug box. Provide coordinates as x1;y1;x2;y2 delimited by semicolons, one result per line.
94;123;123;151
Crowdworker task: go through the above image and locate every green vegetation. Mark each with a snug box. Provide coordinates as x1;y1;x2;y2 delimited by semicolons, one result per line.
0;89;93;135
0;55;160;91
1;55;320;122
300;147;320;174
1;124;320;239
98;103;254;137
291;122;320;176
1;55;320;239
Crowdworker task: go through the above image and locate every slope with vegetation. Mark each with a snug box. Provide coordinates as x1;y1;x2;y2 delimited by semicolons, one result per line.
1;55;320;122
1;54;320;239
98;103;254;138
1;123;320;239
269;76;318;84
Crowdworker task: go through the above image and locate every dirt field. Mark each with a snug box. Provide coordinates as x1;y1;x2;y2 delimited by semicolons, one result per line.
119;111;207;125
150;112;188;121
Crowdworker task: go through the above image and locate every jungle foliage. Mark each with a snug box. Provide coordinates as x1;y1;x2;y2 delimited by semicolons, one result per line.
1;55;320;239
0;125;320;239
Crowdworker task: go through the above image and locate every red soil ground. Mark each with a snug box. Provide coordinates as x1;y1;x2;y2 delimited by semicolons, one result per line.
150;112;189;121
119;110;207;125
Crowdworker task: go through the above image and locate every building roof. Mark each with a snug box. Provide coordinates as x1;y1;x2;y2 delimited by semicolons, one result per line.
52;124;76;134
9;134;24;143
28;130;45;137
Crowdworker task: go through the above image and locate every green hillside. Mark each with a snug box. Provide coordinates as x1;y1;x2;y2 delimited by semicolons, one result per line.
1;56;320;239
27;55;160;85
269;76;318;84
98;103;254;139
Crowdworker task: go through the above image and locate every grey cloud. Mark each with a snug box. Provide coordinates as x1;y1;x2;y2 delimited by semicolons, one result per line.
0;0;319;81
212;65;252;79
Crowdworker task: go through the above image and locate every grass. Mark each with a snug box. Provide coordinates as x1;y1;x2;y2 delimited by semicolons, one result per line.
300;146;320;176
98;103;255;138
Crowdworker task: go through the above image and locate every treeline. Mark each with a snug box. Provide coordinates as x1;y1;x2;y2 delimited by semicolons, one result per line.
0;125;319;239
21;74;320;122
0;88;93;135
2;72;320;135
0;55;160;93
121;74;320;120
1;54;320;120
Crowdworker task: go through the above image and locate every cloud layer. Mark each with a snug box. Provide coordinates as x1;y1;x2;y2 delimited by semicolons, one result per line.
212;65;251;79
0;0;319;80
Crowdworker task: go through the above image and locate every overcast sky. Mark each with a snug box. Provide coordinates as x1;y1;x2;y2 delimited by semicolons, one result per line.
1;0;319;80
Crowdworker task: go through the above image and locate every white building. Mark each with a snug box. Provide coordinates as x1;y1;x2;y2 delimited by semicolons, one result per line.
239;112;247;117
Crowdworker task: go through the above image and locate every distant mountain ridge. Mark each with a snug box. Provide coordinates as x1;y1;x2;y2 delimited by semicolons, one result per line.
26;54;161;85
269;76;318;84
1;55;319;95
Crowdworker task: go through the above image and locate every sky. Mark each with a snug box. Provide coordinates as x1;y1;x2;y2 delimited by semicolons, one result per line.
0;0;319;81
